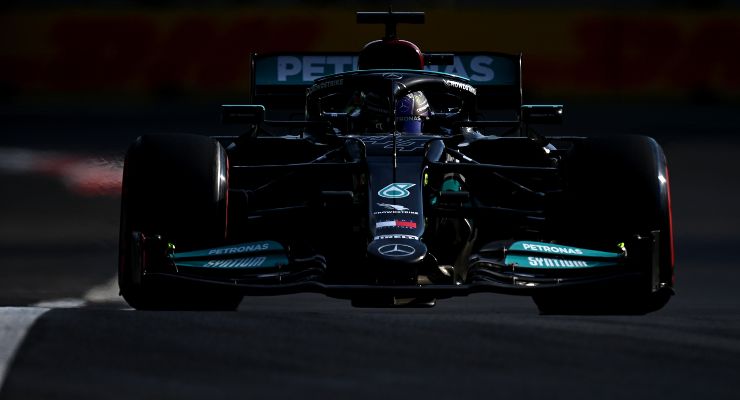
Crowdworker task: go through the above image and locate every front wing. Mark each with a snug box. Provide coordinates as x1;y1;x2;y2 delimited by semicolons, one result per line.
130;232;661;300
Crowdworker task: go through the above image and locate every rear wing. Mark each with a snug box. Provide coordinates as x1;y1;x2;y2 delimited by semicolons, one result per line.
250;52;522;118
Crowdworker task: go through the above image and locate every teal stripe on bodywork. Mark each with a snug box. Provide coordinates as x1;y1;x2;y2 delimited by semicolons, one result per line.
508;241;622;259
171;241;284;259
505;254;618;269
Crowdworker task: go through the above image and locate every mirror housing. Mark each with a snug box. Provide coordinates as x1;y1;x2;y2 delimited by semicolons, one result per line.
222;105;265;125
521;104;563;124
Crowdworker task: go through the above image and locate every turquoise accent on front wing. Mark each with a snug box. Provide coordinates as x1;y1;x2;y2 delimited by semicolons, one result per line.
175;254;289;269
171;241;284;260
505;254;618;269
508;241;622;259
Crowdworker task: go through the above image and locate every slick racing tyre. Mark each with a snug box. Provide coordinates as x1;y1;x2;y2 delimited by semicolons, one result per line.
534;135;674;315
118;134;242;310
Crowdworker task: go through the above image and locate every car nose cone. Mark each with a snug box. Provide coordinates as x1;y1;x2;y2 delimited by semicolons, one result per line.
367;238;427;264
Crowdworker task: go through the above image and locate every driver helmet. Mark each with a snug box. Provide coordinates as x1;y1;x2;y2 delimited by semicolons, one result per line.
395;91;430;134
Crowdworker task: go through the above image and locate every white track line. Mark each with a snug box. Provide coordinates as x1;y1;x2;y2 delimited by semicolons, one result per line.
29;277;123;310
0;307;49;390
31;277;123;308
83;277;121;303
0;278;122;389
31;299;87;308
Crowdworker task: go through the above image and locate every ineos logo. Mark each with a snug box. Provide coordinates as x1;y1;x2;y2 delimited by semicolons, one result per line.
378;243;416;257
378;183;415;198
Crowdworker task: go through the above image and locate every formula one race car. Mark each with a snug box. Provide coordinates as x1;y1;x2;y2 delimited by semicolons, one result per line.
118;11;675;313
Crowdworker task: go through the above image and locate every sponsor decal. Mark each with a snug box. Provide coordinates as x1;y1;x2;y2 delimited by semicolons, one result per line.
413;91;430;114
361;136;429;152
374;210;420;216
378;183;416;199
509;241;622;259
374;234;419;240
395;92;428;116
527;257;590;268
203;257;267;268
376;220;418;229
208;242;270;256
259;55;506;86
277;55;357;82
378;243;416;257
173;241;284;260
521;242;582;255
377;203;409;211
374;203;419;216
504;254;616;269
382;73;403;80
443;79;477;95
307;78;343;95
397;94;411;113
426;55;497;83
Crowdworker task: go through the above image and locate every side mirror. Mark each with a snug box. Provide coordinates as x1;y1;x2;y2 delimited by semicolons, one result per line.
521;104;563;124
221;105;265;125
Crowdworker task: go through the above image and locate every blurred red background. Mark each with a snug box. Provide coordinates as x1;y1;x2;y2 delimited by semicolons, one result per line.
1;6;738;103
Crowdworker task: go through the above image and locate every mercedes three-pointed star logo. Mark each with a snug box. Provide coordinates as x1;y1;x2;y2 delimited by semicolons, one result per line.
378;243;416;257
382;73;403;80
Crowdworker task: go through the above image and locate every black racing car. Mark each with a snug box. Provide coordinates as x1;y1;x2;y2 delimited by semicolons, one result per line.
118;11;675;313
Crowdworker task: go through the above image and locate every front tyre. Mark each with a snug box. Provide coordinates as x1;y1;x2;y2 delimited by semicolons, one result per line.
534;135;675;315
118;134;242;310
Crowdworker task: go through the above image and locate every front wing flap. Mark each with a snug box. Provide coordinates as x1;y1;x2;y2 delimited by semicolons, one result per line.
135;233;651;299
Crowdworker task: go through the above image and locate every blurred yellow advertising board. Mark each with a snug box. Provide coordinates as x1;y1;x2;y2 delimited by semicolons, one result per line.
1;8;738;99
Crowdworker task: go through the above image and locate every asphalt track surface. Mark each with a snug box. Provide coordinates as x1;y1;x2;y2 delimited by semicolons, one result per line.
1;110;739;399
